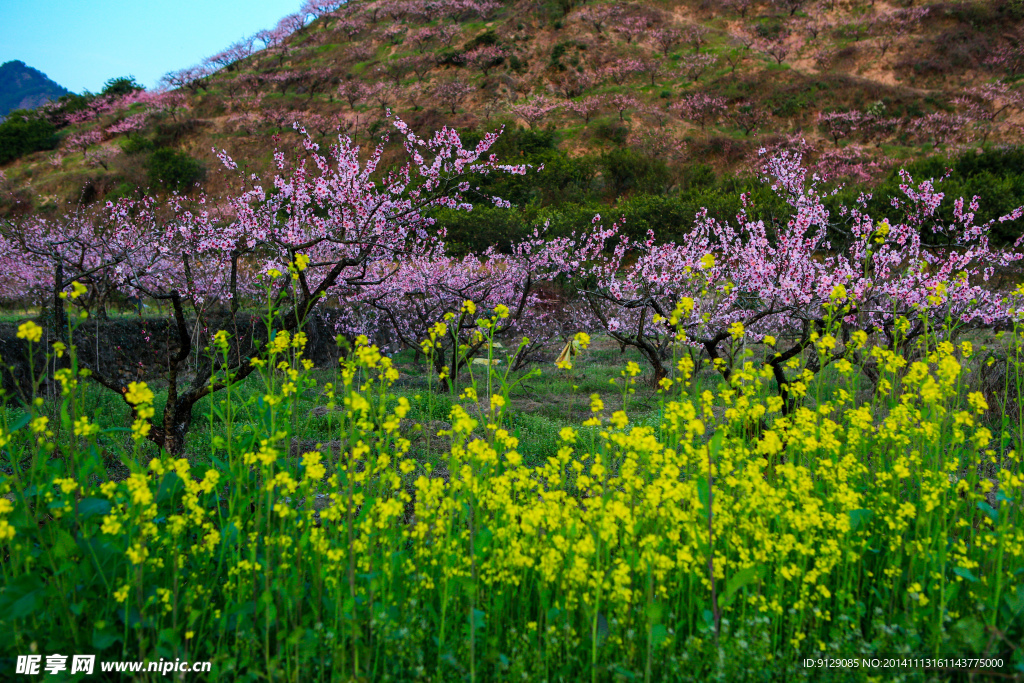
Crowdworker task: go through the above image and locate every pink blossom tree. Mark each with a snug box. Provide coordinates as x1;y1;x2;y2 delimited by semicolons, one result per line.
204;38;256;72
754;30;800;65
813;144;889;183
334;17;368;38
724;0;755;18
985;37;1024;76
300;0;345;22
569;150;1024;402
64;130;104;153
577;5;621;34
635;57;665;87
408;26;437;53
161;65;212;94
600;58;643;85
614;15;654;44
651;28;683;56
908;112;973;149
678;53;718;82
724;0;757;16
402;54;435;81
435;23;462;47
671;93;727;130
730;103;768;136
299;67;337;101
509;97;562;128
682;24;711;53
566;96;605;125
772;0;809;16
338;80;370;109
354;232;573;380
817;110;865;145
464;45;509;76
106;113;149;136
954;81;1024;143
434;79;475;114
84;146;121;170
871;7;929;58
610;94;638;122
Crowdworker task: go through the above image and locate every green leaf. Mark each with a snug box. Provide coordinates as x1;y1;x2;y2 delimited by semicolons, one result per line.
952;615;986;651
953;567;979;582
77;497;112;519
594;612;609;643
92;626;120;650
848;508;874;532
645;601;664;623
476;525;493;553
696;477;710;519
977;501;998;523
471;608;486;632
156;472;183;504
0;574;44;620
709;430;724;458
721;566;761;607
650;623;668;649
1002;585;1024;622
53;528;78;559
8;412;31;434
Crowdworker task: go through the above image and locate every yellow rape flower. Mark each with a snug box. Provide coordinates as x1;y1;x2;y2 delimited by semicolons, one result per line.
17;321;43;343
124;382;154;406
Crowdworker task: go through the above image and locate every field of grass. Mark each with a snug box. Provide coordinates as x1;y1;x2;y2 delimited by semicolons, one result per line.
1;312;1023;681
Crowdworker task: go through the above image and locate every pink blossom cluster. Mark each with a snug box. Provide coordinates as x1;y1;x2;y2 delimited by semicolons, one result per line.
671;93;726;130
64;130;104;152
106;113;149;136
463;45;509;75
84;146;122;170
599;59;646;85
508;97;562;127
613;15;655;44
564;96;604;124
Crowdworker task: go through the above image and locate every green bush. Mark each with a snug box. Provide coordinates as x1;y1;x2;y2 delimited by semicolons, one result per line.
100;76;143;98
463;29;498;51
434;49;467;67
592;120;629;146
146;148;205;193
433;205;534;255
599;148;672;198
120;134;154;155
0;112;58;163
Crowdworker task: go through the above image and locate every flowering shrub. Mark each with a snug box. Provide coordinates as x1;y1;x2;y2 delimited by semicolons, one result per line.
0;300;1022;680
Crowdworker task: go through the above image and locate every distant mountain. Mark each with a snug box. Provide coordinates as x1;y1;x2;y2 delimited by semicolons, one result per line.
0;60;70;117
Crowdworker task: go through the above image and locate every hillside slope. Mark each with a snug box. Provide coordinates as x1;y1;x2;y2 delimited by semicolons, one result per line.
1;0;1023;245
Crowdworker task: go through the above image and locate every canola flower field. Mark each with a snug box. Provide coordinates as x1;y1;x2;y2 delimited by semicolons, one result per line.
1;306;1023;682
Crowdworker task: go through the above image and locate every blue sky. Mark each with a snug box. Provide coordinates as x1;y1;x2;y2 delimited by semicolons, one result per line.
0;0;300;93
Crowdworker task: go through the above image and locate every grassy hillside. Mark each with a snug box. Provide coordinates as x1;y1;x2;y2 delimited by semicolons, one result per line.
1;0;1023;246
